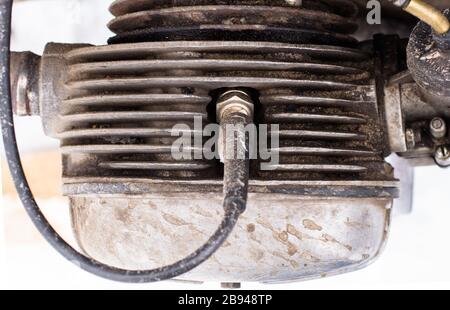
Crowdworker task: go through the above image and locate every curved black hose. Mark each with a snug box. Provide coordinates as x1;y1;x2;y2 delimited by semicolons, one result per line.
0;0;248;283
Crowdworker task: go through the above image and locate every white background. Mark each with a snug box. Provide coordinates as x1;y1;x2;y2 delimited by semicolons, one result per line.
1;0;450;290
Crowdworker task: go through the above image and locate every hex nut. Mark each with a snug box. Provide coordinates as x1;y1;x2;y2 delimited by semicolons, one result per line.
216;90;254;120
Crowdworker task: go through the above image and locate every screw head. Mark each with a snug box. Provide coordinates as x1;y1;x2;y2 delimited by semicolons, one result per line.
435;146;450;167
430;117;447;139
431;118;444;130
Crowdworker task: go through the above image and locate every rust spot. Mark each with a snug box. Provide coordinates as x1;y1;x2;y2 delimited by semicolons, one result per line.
287;243;298;256
287;224;303;240
256;218;273;231
321;233;352;251
287;224;315;241
162;213;189;226
246;224;256;233
302;219;323;231
322;233;340;245
273;251;299;269
300;251;320;263
278;231;289;242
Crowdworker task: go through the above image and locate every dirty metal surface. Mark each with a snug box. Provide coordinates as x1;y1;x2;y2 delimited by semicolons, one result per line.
51;39;393;186
62;177;400;198
71;193;392;283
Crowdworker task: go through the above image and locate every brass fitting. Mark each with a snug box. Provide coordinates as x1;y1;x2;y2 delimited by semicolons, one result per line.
403;0;450;35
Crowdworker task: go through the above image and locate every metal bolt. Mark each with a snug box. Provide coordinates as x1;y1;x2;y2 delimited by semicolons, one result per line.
216;90;254;121
216;90;254;163
10;51;41;116
430;117;447;139
434;146;450;167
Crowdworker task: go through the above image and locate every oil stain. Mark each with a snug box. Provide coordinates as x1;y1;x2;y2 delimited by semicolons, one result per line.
302;219;323;231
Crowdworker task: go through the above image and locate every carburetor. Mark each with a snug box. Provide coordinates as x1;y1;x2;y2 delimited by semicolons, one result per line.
1;0;449;284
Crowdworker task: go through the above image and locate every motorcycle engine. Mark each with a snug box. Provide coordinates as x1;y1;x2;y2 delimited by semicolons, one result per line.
3;0;450;284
